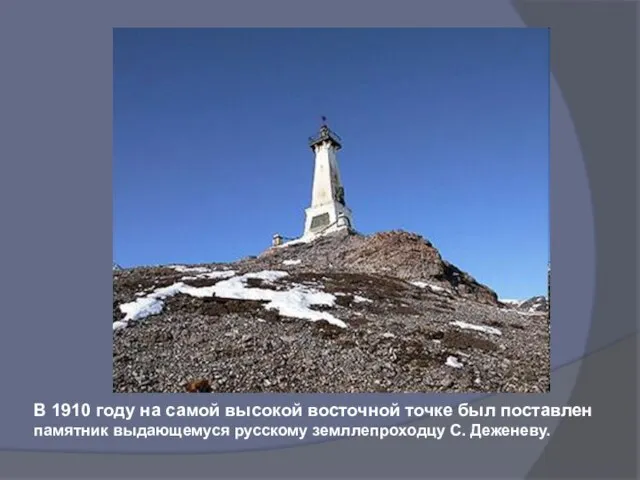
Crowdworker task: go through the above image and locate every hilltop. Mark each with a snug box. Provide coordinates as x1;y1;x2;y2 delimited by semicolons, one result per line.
113;230;549;393
500;296;549;313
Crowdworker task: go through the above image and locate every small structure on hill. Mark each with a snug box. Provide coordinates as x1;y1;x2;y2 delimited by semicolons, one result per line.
272;233;283;247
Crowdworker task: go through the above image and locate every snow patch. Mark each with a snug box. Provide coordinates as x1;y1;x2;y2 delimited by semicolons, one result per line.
169;265;211;274
517;310;545;317
353;295;372;303
411;281;446;292
244;270;289;283
181;270;236;281
277;236;315;248
206;272;345;328
282;259;302;266
276;228;339;248
114;270;346;330
446;356;463;368
450;320;502;336
114;283;186;331
500;298;523;306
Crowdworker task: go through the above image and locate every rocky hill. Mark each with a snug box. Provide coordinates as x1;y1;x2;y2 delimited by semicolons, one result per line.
113;230;549;394
517;296;549;313
500;296;549;313
248;230;499;305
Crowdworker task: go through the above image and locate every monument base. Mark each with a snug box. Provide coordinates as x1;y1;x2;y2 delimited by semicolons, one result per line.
303;202;353;238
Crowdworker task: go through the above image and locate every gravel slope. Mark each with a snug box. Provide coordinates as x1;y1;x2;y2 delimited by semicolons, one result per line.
113;231;550;393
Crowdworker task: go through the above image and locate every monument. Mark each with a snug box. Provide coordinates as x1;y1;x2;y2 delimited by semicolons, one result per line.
302;117;354;238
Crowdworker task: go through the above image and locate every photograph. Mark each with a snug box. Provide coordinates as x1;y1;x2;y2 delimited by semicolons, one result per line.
113;27;550;394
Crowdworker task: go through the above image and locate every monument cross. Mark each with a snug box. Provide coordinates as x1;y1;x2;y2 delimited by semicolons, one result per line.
302;118;354;238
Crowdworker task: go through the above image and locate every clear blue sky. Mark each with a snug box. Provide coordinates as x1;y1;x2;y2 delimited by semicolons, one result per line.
113;28;549;299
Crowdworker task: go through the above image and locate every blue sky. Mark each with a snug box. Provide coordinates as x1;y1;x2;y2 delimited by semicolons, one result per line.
113;28;549;299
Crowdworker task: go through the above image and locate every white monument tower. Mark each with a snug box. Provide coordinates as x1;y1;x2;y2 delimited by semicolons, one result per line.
303;117;354;238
